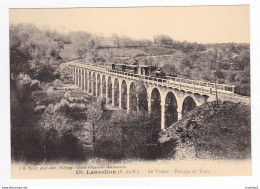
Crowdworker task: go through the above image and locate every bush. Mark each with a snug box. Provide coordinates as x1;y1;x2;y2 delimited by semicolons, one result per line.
11;126;44;162
162;63;178;77
59;131;85;161
36;99;93;161
96;111;162;159
54;99;88;120
215;70;226;80
95;139;123;160
15;73;41;101
235;83;250;96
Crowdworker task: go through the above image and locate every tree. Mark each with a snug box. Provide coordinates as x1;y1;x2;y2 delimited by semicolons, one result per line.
183;67;192;78
215;70;225;80
85;97;104;154
154;34;173;46
162;63;179;77
180;57;192;69
238;50;250;69
210;48;222;69
69;31;94;58
10;23;63;83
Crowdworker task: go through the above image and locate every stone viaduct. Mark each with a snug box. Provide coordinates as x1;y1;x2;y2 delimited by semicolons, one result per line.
68;61;235;131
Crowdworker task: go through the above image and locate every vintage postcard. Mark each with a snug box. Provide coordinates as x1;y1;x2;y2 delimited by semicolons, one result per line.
9;6;251;179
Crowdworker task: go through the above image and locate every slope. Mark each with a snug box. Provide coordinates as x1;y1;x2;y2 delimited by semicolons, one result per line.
159;101;251;160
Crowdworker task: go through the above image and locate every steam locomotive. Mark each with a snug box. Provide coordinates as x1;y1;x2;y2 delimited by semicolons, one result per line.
110;63;166;78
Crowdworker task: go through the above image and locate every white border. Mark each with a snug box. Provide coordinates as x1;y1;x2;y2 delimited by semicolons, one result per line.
1;0;259;189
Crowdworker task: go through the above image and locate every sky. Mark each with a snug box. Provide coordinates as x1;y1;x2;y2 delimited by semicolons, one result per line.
9;6;250;44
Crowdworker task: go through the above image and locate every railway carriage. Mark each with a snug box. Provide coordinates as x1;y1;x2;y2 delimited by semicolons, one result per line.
111;63;165;78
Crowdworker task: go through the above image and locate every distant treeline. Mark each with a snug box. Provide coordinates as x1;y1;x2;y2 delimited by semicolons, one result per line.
10;23;250;96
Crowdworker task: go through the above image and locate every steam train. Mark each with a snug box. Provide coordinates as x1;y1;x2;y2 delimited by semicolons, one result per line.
110;63;166;78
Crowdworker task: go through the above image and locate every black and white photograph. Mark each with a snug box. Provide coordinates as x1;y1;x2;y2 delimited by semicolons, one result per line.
8;6;252;179
1;1;260;188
